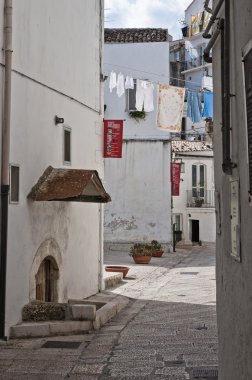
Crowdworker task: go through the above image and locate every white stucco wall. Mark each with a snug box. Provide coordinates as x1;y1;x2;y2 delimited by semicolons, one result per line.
104;41;170;139
4;0;104;335
104;140;172;244
213;1;252;378
103;39;172;245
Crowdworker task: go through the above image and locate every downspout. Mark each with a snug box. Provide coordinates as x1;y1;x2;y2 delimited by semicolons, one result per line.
98;0;104;292
98;204;104;291
203;0;224;38
0;0;13;340
204;0;235;174
204;0;212;14
222;0;235;174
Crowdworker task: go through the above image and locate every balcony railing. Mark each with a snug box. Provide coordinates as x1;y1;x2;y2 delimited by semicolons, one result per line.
186;190;215;208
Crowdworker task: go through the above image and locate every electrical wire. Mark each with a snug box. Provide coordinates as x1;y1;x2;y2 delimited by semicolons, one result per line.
104;62;213;88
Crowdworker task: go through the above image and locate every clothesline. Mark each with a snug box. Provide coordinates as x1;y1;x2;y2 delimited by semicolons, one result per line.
104;62;213;88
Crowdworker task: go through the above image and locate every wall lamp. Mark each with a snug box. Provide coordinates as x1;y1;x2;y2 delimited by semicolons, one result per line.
55;115;64;125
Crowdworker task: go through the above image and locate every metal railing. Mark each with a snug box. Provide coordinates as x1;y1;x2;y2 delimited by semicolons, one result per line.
186;189;215;208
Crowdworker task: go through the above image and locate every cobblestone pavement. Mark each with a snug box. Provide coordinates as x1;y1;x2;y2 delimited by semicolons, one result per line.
0;245;218;379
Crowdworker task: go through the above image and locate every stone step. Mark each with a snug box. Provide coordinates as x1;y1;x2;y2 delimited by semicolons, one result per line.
10;320;92;339
10;294;130;339
103;271;123;289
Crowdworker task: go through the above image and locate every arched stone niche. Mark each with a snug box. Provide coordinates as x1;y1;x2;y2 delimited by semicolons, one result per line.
30;238;64;302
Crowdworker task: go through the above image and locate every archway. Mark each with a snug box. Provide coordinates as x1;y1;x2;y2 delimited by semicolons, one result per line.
35;256;59;302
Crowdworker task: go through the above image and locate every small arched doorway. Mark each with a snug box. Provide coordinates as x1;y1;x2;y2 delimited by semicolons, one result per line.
35;256;59;302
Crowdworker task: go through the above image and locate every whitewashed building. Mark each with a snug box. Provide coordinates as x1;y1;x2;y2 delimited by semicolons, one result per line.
211;0;252;378
0;0;109;338
104;28;172;247
172;141;215;244
181;0;213;136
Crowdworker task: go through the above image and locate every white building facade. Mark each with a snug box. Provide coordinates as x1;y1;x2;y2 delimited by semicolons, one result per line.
172;141;215;244
182;0;213;136
211;0;252;378
0;0;108;337
104;29;173;247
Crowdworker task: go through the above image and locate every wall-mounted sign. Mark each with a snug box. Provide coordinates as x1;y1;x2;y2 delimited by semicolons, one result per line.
104;120;123;158
230;178;241;261
171;162;181;196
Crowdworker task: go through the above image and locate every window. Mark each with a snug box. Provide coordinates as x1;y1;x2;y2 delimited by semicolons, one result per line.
192;164;206;198
174;214;182;231
244;46;252;194
181;117;186;140
126;80;136;111
63;127;71;164
181;162;185;173
10;164;19;203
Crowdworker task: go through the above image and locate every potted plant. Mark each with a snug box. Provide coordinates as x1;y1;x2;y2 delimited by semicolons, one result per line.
151;240;164;257
129;243;153;264
195;197;204;207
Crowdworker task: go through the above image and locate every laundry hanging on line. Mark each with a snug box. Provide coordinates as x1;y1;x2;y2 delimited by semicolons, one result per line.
202;91;213;118
125;75;134;90
109;71;117;93
187;90;202;123
109;71;135;95
136;80;154;113
116;73;125;97
157;84;185;132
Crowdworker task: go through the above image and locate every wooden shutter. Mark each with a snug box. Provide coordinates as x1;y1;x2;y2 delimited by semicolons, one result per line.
244;48;252;194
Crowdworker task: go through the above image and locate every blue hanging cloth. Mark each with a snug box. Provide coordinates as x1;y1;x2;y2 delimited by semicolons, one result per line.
202;91;213;118
187;90;202;123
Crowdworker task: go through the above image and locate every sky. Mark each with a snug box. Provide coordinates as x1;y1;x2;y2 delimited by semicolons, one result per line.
104;0;193;40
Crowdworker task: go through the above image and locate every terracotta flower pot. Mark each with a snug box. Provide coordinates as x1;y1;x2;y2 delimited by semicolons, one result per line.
132;255;152;264
152;250;164;257
105;266;130;278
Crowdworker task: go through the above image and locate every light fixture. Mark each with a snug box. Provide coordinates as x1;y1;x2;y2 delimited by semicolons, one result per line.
55;115;64;125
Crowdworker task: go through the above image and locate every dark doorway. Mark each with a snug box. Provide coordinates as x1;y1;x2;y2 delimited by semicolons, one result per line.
36;256;59;302
191;220;199;242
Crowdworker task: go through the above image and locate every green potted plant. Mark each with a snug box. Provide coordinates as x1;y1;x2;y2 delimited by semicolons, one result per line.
129;243;153;264
151;240;164;257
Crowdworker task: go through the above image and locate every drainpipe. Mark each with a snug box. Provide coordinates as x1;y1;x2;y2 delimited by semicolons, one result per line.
98;204;104;292
204;0;212;14
203;0;224;38
0;0;13;340
204;19;223;63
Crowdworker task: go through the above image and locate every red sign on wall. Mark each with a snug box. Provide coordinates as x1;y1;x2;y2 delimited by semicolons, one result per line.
170;162;181;196
104;120;123;158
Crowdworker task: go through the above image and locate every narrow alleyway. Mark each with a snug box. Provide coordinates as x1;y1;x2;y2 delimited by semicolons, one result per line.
0;245;218;379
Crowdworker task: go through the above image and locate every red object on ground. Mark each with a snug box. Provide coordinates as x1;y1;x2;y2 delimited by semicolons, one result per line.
152;250;164;257
132;256;152;264
105;266;130;278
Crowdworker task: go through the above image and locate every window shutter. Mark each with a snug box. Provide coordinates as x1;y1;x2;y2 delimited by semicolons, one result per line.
244;48;252;194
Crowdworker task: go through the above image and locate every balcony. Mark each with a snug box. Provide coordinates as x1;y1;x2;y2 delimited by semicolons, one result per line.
186;190;215;208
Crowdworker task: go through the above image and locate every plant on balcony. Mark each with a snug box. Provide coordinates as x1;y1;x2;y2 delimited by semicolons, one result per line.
128;110;146;122
195;197;204;207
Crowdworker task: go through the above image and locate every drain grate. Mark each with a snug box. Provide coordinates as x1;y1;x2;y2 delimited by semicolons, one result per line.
193;368;218;378
41;341;82;349
180;272;199;275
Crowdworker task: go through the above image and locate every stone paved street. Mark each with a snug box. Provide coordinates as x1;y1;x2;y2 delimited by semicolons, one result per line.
0;245;218;379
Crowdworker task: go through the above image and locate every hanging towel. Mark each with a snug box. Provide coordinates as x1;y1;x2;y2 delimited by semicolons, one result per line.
116;73;125;97
157;84;185;132
125;76;134;90
202;91;213;118
135;80;154;112
135;79;145;111
143;82;154;112
109;71;117;93
187;90;202;123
